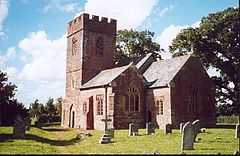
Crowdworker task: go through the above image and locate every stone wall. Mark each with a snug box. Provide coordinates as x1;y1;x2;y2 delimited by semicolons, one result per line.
170;57;216;128
112;66;146;129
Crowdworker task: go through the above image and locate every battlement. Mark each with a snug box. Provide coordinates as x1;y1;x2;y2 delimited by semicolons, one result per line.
67;13;117;37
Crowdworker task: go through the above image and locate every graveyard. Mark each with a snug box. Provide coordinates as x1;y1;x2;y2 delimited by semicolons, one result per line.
0;123;239;154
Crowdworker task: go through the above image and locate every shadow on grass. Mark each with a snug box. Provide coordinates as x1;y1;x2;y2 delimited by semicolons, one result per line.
39;127;71;132
0;134;82;146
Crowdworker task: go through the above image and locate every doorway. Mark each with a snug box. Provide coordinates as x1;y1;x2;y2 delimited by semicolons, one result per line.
86;96;94;130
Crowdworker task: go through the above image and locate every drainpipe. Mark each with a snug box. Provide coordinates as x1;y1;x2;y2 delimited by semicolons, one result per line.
104;85;108;131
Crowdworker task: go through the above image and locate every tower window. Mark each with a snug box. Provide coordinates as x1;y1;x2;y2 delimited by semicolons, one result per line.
72;37;78;55
96;37;104;56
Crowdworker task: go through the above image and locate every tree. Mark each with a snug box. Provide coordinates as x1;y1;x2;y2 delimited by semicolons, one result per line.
45;97;56;117
0;70;28;126
55;97;63;117
115;29;162;66
169;7;240;115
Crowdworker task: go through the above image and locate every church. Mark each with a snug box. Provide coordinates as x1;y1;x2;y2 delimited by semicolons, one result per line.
61;13;216;130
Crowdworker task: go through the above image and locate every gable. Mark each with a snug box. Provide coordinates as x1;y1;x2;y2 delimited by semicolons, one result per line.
143;55;191;88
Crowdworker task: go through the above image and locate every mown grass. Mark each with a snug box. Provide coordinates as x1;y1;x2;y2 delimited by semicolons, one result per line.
0;123;239;154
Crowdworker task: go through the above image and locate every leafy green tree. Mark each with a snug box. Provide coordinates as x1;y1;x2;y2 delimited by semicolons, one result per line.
169;7;240;115
29;99;41;118
0;70;28;126
115;29;162;66
45;97;56;117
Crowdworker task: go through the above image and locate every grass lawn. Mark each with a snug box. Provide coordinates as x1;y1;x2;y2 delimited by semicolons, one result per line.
0;123;239;154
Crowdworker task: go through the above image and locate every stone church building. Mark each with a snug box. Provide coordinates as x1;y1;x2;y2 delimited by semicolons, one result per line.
61;13;216;130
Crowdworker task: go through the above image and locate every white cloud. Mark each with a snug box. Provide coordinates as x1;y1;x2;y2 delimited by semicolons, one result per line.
159;5;174;17
83;0;157;30
156;21;200;59
0;47;16;66
0;0;9;37
18;31;66;82
43;0;80;13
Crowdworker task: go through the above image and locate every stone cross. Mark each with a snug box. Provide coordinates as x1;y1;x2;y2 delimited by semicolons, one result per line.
235;124;239;138
13;115;26;138
181;122;194;151
101;118;112;132
164;124;172;134
192;120;201;142
129;123;138;136
146;122;155;135
99;118;113;144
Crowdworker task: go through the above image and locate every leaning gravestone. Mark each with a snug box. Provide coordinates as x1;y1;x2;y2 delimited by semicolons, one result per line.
180;122;185;134
235;124;239;138
181;122;194;150
146;122;155;135
192;120;201;142
129;123;138;136
13;115;26;138
164;124;172;134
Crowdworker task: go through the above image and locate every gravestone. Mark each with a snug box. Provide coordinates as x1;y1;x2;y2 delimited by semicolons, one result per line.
25;117;31;131
129;123;138;136
181;122;194;150
99;133;112;144
105;128;115;138
164;124;172;134
235;124;239;138
13;115;26;138
146;122;155;135
192;120;201;142
180;122;185;134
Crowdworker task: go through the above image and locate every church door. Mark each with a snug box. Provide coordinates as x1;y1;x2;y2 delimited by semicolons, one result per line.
71;111;75;128
86;96;94;130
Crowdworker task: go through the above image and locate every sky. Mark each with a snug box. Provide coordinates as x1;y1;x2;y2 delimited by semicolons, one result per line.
0;0;238;107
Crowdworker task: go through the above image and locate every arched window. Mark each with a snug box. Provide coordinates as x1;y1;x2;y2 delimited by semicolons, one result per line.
127;86;140;112
72;37;78;55
83;102;87;114
155;96;164;115
96;95;104;115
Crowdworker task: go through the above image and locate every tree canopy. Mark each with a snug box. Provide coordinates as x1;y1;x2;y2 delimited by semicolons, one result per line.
169;7;240;114
115;29;161;66
0;70;28;126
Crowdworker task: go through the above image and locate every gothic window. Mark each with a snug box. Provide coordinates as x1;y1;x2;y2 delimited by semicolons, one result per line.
96;95;104;115
96;36;104;56
72;37;78;55
83;102;87;114
127;86;140;112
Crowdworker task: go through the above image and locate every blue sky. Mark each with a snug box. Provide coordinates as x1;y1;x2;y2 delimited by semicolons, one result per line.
0;0;238;107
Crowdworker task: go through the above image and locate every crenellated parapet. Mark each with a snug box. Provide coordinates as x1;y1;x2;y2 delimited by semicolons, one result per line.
67;13;117;37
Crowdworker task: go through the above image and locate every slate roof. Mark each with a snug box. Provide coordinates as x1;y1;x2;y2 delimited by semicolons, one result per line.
80;63;132;89
80;54;191;89
136;53;153;69
143;54;191;88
